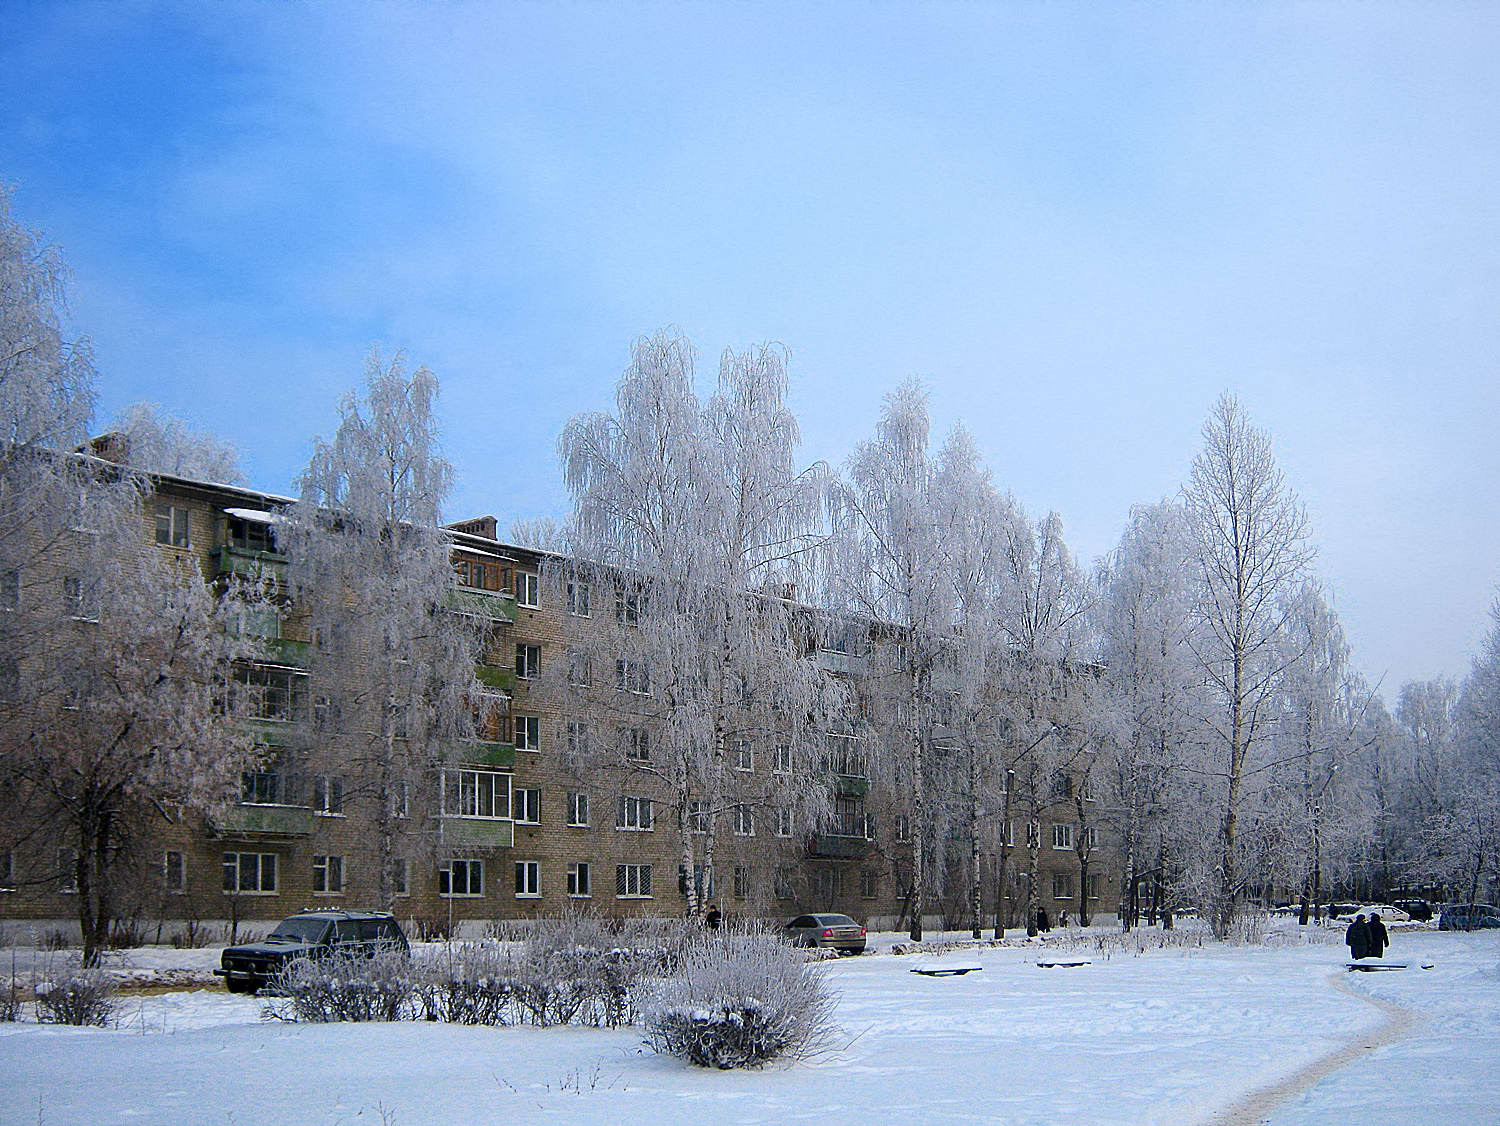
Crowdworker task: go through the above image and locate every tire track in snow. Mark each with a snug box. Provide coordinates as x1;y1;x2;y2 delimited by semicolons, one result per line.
1199;969;1422;1126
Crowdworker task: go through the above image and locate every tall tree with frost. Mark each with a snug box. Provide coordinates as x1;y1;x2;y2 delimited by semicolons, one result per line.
110;401;245;484
827;381;950;941
1183;393;1312;937
0;187;269;963
558;331;833;916
287;352;483;908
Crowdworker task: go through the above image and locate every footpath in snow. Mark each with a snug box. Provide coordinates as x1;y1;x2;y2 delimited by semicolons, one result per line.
0;925;1495;1125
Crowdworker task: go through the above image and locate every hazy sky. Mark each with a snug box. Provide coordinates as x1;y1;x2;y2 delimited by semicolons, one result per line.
3;1;1496;694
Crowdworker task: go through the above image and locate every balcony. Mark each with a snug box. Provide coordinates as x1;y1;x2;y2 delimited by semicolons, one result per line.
815;649;868;677
447;588;516;623
441;817;514;849
476;664;516;694
213;804;313;838
463;740;515;769
213;544;288;582
241;718;299;747
809;833;873;859
832;774;870;797
266;638;311;668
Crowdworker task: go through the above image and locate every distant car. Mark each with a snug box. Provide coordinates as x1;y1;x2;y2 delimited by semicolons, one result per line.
1438;903;1500;931
214;909;409;993
784;913;867;954
1393;898;1434;922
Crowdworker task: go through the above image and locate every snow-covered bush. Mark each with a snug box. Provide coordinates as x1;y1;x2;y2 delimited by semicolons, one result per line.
263;951;415;1023
644;927;836;1069
35;965;116;1026
413;943;513;1026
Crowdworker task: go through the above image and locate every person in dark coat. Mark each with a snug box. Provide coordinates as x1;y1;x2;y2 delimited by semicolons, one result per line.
1346;913;1370;960
704;904;722;930
1036;908;1051;933
1366;913;1388;959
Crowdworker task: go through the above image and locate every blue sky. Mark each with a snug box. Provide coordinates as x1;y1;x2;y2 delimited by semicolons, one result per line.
2;1;1497;693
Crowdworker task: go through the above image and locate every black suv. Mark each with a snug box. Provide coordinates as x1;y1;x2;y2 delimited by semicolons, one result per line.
215;909;409;993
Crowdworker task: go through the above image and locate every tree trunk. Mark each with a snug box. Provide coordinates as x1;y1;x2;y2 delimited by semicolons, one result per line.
908;669;925;942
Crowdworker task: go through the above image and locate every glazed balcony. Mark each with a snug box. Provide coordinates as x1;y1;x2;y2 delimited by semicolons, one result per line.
440;817;514;849
213;544;289;582
213;804;314;838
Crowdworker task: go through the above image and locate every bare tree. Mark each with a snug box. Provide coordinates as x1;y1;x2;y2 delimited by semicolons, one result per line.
287;351;484;908
1183;393;1313;937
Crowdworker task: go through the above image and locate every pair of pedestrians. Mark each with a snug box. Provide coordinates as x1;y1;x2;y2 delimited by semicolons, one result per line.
1345;912;1389;959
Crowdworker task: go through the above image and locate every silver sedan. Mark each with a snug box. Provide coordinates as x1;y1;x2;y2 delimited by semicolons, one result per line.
784;913;867;954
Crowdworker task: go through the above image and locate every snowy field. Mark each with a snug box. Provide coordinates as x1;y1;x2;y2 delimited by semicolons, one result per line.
2;925;1497;1126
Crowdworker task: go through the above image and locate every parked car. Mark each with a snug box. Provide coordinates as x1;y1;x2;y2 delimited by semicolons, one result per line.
784;913;866;954
1438;903;1500;931
214;909;409;993
1393;898;1433;922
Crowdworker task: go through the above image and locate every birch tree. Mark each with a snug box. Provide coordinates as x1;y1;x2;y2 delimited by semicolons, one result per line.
287;352;484;908
558;331;834;916
1183;393;1312;938
110;401;245;484
827;381;948;940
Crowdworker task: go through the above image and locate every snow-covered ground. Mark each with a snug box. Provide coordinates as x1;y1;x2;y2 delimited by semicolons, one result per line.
2;924;1496;1125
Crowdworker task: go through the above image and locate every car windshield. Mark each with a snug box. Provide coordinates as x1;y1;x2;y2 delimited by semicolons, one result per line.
817;915;857;927
268;918;330;944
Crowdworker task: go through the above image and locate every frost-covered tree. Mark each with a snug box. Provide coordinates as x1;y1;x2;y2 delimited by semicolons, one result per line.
558;332;834;916
110;401;244;484
827;381;950;940
1183;394;1313;937
287;352;484;908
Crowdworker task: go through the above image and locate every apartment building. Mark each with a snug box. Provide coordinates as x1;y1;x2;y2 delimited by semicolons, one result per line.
0;467;1118;937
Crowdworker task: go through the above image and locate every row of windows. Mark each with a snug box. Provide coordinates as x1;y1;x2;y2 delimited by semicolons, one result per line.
515;573;649;626
0;569;101;620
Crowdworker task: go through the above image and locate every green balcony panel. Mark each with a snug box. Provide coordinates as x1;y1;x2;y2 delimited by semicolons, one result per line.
267;638;312;668
447;589;516;623
213;545;289;581
442;818;514;849
475;664;517;693
215;804;313;837
466;741;515;768
832;774;870;797
810;834;872;859
242;718;298;747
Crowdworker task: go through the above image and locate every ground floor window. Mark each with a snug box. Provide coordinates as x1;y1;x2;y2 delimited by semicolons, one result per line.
819;866;844;901
733;865;750;899
1086;872;1102;900
860;868;878;900
616;864;652;898
1052;872;1075;900
515;860;540;898
223;852;277;894
162;850;186;894
774;867;794;900
393;857;409;897
568;862;591;898
313;855;345;894
440;858;484;897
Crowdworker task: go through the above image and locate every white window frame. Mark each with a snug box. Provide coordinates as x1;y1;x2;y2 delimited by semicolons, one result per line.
312;774;345;816
514;860;541;898
733;743;753;772
687;800;709;834
566;791;590;827
774;807;793;838
1052;824;1074;851
516;571;540;608
568;861;592;898
616;795;653;832
615;863;652;899
773;743;792;774
733;804;755;836
514;787;541;825
566;580;590;617
860;868;878;900
313;854;345;894
440;858;484;898
222;851;278;895
515;643;540;681
154;503;191;548
1052;872;1075;900
623;727;650;762
1087;872;1102;900
895;815;912;843
614;657;650;695
515;715;541;751
567;719;591;757
733;865;750;899
441;768;512;820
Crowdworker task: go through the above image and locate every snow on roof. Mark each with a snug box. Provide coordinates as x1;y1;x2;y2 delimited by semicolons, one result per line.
223;507;281;524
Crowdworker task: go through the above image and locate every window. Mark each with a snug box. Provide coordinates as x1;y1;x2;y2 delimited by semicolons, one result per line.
393;857;409;897
1052;824;1074;851
0;569;17;611
154;503;191;548
733;804;755;836
614;658;650;694
1001;769;1015;794
313;693;341;731
232;664;308;722
895;815;911;843
391;778;410;820
1052;872;1075;900
515;643;540;681
622;727;650;762
774;868;794;900
567;720;591;756
678;864;712;899
514;787;540;824
687;800;709;834
822;733;865;778
227;514;274;554
616;863;652;898
440;859;484;897
313;855;345;894
773;744;792;774
1087;873;1102;900
1050;771;1073;801
163;850;186;894
441;769;511;820
614;582;644;624
1003;820;1015;847
774;807;794;838
733;743;753;772
0;850;14;891
860;869;878;900
63;574;98;621
1082;826;1098;850
818;867;844;901
566;580;590;617
568;862;591;898
734;866;750;899
516;571;539;608
222;852;277;895
566;791;589;827
312;775;345;816
829;796;869;838
241;765;298;806
514;860;540;898
567;651;591;687
515;715;541;751
57;848;78;893
454;557;502;592
617;795;653;831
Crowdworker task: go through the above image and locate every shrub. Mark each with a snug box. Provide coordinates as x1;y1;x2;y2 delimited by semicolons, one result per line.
413;944;513;1026
411;914;457;943
263;951;414;1023
644;927;836;1069
35;965;116;1027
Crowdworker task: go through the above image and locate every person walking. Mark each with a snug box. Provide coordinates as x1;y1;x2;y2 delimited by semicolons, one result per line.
704;903;722;930
1345;912;1370;960
1367;912;1389;959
